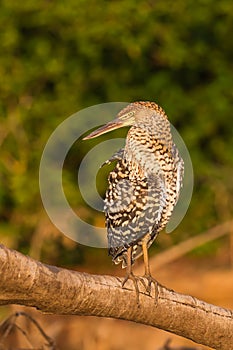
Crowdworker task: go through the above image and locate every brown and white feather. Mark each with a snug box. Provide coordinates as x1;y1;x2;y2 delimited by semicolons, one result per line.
103;102;184;268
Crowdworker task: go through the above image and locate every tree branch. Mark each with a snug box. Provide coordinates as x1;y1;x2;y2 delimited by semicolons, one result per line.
144;220;233;272
0;244;232;350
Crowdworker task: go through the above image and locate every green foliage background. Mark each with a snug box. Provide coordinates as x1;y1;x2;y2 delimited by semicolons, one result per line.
0;0;232;265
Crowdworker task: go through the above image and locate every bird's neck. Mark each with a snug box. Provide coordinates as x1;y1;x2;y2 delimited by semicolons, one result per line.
135;115;173;148
123;116;173;176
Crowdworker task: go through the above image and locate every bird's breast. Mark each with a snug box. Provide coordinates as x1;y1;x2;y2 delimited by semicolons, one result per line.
124;127;175;178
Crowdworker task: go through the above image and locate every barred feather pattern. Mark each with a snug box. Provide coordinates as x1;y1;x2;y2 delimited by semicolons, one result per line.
104;123;184;268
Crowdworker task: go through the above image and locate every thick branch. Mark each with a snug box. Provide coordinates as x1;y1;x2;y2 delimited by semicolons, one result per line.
0;244;232;350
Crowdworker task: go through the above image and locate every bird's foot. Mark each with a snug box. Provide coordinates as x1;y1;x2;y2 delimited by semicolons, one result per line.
122;273;158;305
122;272;142;305
140;274;158;304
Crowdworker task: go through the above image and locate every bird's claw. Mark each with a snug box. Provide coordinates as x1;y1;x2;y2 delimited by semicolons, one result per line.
121;273;158;305
137;276;148;291
146;275;158;304
122;272;142;305
139;275;158;304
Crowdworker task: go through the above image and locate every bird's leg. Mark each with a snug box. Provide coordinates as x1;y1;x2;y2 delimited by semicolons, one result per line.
141;240;158;302
122;246;140;304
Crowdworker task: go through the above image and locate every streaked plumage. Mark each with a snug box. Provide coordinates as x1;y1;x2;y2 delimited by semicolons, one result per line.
84;101;184;301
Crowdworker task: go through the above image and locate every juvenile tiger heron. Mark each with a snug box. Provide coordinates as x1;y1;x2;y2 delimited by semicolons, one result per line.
83;101;184;301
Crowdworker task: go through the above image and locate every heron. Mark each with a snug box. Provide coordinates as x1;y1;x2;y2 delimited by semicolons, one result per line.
83;101;184;302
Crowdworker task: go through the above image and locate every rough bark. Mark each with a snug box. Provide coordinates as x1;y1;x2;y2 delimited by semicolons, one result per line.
0;244;232;350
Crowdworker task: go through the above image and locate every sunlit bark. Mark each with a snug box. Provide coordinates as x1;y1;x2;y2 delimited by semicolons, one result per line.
0;244;232;350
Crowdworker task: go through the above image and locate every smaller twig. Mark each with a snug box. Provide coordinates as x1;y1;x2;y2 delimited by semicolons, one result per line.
0;315;35;349
15;312;55;348
140;220;233;273
0;312;56;350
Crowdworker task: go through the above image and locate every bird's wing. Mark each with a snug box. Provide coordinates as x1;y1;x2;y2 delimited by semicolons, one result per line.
171;143;184;204
101;148;124;167
105;158;167;264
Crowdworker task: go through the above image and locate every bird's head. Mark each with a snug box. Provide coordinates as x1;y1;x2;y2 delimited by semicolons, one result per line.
83;101;166;140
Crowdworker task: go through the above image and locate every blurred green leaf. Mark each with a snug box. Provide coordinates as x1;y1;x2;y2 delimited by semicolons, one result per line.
0;0;232;263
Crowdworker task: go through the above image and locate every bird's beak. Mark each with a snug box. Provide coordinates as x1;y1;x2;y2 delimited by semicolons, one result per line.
83;118;124;140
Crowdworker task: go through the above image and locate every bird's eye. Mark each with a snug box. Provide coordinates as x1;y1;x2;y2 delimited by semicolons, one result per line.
121;111;134;120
